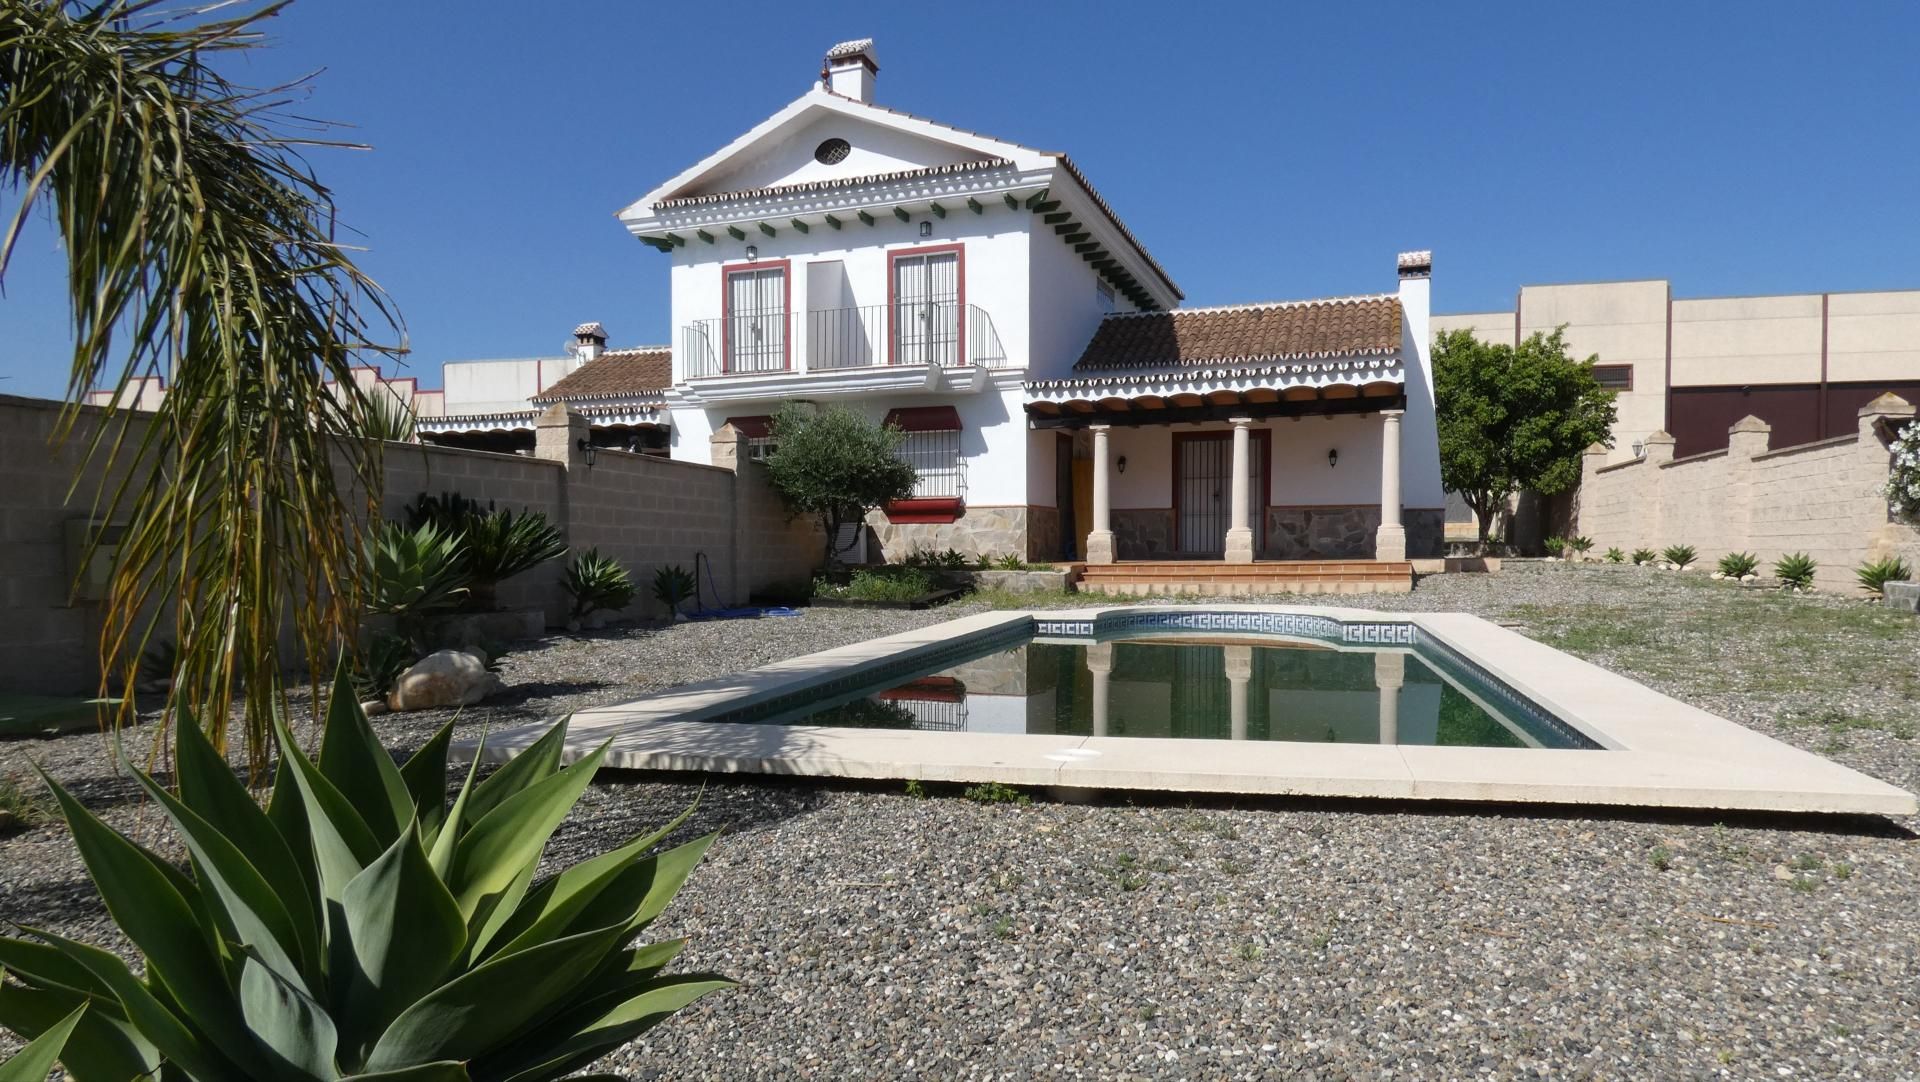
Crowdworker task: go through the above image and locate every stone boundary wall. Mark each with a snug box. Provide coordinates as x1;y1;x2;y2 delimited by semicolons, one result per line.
0;396;820;696
1575;395;1919;591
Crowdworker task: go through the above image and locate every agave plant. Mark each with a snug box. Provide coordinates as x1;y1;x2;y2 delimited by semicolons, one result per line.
1661;544;1697;570
1603;547;1626;564
363;391;419;443
652;565;698;618
0;1003;83;1080
1855;555;1913;598
1717;551;1760;579
364;521;470;651
1542;536;1567;558
563;550;638;623
0;671;728;1080
1775;551;1818;590
1630;547;1658;566
1568;536;1594;557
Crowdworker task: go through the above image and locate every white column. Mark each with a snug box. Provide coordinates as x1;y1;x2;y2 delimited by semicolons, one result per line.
1375;651;1404;745
1224;416;1255;564
1087;424;1115;564
1374;409;1406;561
1225;645;1252;740
1087;643;1113;737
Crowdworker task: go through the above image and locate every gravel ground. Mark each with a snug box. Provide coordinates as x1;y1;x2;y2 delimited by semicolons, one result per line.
4;563;1919;1080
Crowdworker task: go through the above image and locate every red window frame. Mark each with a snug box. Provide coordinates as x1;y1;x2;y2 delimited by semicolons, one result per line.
885;243;966;367
720;259;792;373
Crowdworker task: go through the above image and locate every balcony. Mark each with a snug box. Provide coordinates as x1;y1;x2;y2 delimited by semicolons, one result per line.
681;303;1010;380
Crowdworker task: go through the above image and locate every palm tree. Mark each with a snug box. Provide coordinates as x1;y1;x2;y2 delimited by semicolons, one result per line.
1;1;404;774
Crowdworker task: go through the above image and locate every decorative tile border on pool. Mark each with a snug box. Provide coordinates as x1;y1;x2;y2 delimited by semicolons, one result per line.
1412;628;1602;751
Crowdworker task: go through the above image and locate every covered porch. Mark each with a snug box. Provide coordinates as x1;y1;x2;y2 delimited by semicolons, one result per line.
1026;356;1416;580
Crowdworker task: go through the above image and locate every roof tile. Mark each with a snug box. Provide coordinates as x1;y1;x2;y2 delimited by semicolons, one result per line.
1073;296;1402;371
532;348;672;403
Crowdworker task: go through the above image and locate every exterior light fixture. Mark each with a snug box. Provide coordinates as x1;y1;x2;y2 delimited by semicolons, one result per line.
1327;448;1338;469
745;244;758;260
919;221;933;238
1117;455;1127;474
576;437;596;468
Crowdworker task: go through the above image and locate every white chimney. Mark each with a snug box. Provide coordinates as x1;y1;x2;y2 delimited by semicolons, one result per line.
822;38;878;102
570;321;608;363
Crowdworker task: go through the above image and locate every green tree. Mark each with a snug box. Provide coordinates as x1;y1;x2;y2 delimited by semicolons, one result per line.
1433;327;1617;548
762;403;916;565
1;2;402;773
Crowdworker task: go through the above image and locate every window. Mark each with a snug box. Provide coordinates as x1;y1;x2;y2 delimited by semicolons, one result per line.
1096;278;1116;313
883;406;965;512
1593;364;1633;391
889;246;962;365
722;415;778;461
723;263;788;373
814;137;851;165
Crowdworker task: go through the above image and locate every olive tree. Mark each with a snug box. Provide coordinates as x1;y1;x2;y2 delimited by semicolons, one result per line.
1433;327;1618;548
761;404;916;565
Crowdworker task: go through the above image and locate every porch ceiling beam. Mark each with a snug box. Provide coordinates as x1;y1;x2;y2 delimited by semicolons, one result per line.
893;206;912;223
858;209;876;226
966;197;984;214
1026;394;1407;429
789;218;809;234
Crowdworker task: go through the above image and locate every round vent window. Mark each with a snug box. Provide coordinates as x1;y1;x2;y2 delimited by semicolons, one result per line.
814;137;851;165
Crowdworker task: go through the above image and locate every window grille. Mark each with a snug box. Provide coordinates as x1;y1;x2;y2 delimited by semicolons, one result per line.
893;428;964;499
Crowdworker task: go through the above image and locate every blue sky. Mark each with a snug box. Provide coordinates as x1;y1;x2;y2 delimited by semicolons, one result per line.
3;1;1916;398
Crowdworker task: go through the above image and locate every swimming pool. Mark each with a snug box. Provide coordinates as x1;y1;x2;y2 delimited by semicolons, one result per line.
460;605;1917;815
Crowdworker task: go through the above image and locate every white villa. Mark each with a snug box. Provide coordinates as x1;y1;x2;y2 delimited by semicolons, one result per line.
586;38;1445;571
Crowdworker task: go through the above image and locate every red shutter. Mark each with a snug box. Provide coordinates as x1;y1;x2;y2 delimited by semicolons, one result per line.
882;405;962;432
722;415;773;439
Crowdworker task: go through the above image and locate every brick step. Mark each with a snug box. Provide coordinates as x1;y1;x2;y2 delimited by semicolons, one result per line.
1079;579;1412;597
1080;566;1411;581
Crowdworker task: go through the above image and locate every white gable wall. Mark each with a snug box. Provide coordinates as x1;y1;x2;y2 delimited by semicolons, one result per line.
1027;211;1141;378
685;113;1000;197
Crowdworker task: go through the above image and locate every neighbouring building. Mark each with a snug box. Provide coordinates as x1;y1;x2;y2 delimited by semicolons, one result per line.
1433;280;1920;462
418;324;672;456
608;38;1444;565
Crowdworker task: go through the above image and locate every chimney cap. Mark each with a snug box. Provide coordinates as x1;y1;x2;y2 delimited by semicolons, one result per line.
1396;250;1432;279
572;321;608;342
824;38;878;71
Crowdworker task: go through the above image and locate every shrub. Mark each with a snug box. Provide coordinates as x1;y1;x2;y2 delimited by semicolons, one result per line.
652;564;698;616
363;520;470;650
0;773;52;832
1604;547;1626;563
962;781;1031;805
564;548;638;621
1568;536;1594;556
0;670;728;1078
1630;547;1658;566
992;553;1030;571
1542;536;1567;558
1717;551;1760;578
1774;551;1818;590
1855;555;1913;597
1661;544;1697;570
1885;419;1920;520
816;567;937;603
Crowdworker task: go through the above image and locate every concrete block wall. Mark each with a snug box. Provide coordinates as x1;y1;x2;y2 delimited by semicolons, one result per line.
0;396;821;695
1576;395;1919;590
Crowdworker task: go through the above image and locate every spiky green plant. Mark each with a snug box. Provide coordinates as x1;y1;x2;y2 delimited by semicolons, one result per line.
1774;551;1818;590
363;391;418;443
1603;547;1625;563
1717;551;1759;578
0;671;728;1079
563;549;637;622
1542;536;1567;558
1630;547;1658;566
1854;555;1913;598
0;1002;82;1080
406;495;565;610
1568;536;1594;556
1661;544;1697;569
652;565;698;616
352;632;417;700
2;1;405;774
363;521;470;651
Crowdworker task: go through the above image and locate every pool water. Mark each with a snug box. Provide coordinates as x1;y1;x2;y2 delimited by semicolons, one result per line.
762;637;1598;750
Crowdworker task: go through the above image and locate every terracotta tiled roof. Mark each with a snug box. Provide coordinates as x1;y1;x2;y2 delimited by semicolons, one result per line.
532;348;672;403
1072;295;1402;371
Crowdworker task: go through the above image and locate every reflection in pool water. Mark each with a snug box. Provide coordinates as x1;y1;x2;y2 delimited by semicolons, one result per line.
791;639;1589;750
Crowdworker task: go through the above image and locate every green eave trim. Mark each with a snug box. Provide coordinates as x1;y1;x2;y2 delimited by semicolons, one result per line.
696;229;716;244
758;221;777;237
824;213;843;229
640;236;673;252
1024;189;1050;209
726;225;746;240
789;218;810;233
1030;200;1061;214
893;206;911;223
929;201;946;218
966;197;984;214
1003;193;1020;210
858;209;876;226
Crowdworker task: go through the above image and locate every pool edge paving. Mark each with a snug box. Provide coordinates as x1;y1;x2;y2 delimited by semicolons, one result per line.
452;605;1919;817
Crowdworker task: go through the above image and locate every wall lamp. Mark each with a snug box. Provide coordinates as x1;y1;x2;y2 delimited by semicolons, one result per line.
1117;455;1127;474
577;437;596;468
1327;448;1339;469
919;221;933;238
745;244;758;261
